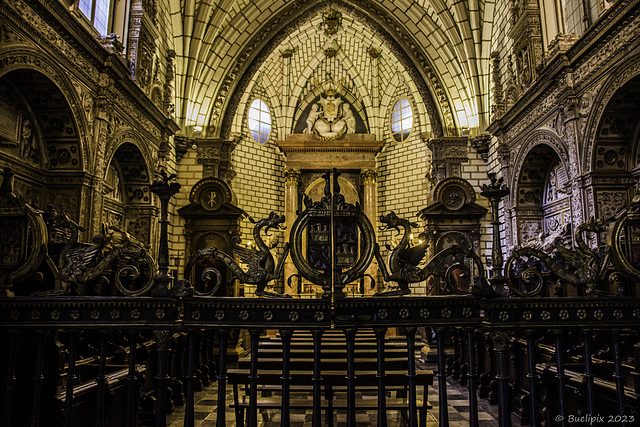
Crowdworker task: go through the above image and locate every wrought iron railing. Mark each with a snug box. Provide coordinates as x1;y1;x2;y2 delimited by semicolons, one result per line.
1;167;640;426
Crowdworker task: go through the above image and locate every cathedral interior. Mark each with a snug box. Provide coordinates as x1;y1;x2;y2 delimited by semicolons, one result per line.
2;0;640;425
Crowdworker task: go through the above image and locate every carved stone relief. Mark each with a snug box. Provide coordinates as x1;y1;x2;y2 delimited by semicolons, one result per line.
518;219;542;245
597;190;628;221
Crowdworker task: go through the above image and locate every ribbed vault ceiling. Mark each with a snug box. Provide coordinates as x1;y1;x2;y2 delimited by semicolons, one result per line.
163;0;495;138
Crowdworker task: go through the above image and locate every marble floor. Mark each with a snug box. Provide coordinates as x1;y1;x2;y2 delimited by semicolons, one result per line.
166;359;523;426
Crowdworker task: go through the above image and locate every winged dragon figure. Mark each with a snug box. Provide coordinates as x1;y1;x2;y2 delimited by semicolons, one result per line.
506;218;607;296
186;212;290;298
55;214;154;295
374;211;429;296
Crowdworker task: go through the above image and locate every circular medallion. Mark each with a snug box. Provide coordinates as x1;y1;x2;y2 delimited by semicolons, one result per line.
604;149;618;165
442;186;465;210
200;188;223;211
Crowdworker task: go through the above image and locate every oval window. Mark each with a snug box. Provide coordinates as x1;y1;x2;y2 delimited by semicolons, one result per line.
248;98;272;144
390;97;413;142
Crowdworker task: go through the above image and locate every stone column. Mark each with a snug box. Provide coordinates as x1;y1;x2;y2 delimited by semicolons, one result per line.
361;169;378;295
283;169;301;296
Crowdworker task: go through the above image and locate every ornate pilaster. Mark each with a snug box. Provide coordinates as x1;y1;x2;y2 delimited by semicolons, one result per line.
490;52;505;120
427;137;469;183
127;0;159;92
368;47;381;138
361;169;378;294
196;138;237;184
284;169;301;296
508;0;544;94
90;96;110;236
281;48;294;127
164;50;176;120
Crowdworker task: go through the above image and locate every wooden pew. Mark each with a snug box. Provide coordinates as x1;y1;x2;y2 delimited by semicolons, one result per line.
229;329;434;426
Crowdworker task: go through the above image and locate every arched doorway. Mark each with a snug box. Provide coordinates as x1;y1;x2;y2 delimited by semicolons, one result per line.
103;142;155;248
513;144;571;246
586;74;640;222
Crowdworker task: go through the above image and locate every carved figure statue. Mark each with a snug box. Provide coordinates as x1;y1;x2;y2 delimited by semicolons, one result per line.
185;212;290;297
304;88;356;140
342;103;356;133
374;211;428;295
304;104;321;134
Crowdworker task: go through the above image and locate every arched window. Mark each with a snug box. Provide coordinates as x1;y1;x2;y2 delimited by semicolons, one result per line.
390;97;413;142
247;98;272;144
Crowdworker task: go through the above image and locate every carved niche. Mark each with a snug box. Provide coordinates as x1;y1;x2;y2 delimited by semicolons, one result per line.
427;137;469;182
178;177;244;296
128;0;159;92
508;0;544;93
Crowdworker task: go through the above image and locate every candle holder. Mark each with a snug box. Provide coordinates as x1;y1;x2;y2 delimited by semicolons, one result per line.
150;169;181;296
480;173;510;295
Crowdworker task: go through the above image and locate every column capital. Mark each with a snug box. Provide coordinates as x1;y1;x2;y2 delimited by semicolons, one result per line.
360;168;378;185
284;169;301;185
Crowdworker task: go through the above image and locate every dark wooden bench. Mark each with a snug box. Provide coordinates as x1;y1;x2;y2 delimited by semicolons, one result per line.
228;368;434;426
229;330;433;426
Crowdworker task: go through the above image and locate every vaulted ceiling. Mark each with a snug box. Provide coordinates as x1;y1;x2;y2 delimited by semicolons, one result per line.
163;0;496;139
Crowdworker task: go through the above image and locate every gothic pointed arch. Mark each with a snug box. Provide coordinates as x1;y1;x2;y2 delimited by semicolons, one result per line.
213;0;449;140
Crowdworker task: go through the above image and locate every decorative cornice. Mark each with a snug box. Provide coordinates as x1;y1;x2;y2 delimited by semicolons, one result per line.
489;0;640;138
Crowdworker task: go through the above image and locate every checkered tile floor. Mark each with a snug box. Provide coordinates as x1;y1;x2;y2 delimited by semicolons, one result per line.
166;358;523;426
